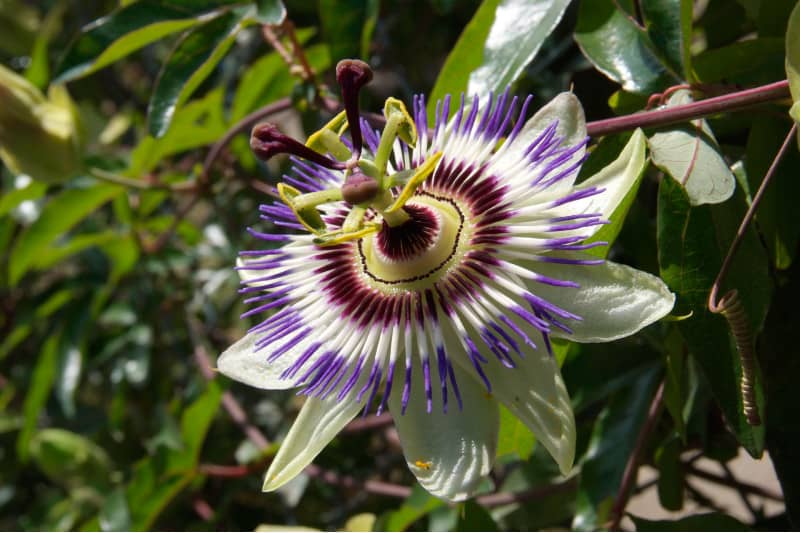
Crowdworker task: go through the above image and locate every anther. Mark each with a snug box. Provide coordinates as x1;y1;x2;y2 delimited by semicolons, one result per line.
251;123;346;170
341;172;380;205
336;59;373;159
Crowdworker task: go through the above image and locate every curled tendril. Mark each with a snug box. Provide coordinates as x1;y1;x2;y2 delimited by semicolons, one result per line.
710;290;761;426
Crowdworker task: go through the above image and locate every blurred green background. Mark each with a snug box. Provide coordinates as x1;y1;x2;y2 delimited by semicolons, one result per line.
1;0;799;530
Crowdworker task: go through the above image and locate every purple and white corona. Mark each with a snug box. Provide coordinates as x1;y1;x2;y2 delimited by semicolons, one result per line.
219;60;675;501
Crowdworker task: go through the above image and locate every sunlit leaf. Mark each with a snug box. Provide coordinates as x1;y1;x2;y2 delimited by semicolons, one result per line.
648;90;735;205
575;0;676;93
466;0;571;96
55;0;241;82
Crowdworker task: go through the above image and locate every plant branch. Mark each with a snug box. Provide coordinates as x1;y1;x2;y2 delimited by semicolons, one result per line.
609;380;665;530
586;80;790;137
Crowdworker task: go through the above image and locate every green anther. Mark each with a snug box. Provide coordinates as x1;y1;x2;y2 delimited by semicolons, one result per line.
383;97;417;147
277;183;327;234
385;151;443;213
313;223;380;246
306;110;351;161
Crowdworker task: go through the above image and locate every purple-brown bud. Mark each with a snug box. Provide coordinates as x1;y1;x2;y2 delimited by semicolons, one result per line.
251;123;345;170
335;59;373;157
341;172;380;205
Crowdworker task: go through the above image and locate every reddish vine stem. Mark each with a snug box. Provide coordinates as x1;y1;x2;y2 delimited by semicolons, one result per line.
707;123;798;426
609;380;665;530
586;80;790;137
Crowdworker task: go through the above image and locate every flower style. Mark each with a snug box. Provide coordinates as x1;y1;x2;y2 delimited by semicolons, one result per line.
219;60;675;501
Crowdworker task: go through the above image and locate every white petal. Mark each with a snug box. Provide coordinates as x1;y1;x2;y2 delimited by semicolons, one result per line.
505;92;587;190
530;258;675;342
560;128;647;221
389;362;499;501
218;332;302;390
263;395;365;491
449;325;575;475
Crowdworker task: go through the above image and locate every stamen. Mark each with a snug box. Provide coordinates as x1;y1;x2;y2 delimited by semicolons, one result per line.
251;123;345;170
336;59;373;159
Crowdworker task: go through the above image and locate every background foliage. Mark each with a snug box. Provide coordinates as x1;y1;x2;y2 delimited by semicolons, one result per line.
1;0;798;530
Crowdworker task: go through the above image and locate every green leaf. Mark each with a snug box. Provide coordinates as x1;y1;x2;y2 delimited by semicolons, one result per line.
124;382;222;530
99;488;131;532
657;177;768;457
575;0;677;93
17;332;62;461
29;428;112;490
648;90;736;206
8;183;122;285
378;484;444;531
695;38;785;86
572;366;661;531
744;116;800;269
253;0;286;24
55;0;230;82
758;0;799;38
148;9;251;137
630;512;750;531
466;0;571;96
0;179;47;217
654;434;684;511
428;0;501;116
640;0;693;80
33;230;119;271
760;251;800;522
130;88;227;175
455;501;500;531
319;0;371;61
496;404;536;461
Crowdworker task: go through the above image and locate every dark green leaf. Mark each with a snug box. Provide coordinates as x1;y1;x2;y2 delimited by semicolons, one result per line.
573;366;660;530
694;38;785;86
29;428;112;490
319;0;370;61
16;331;61;461
456;501;500;531
757;0;798;37
148;9;251;137
575;0;677;93
761;253;800;524
654;434;684;511
630;512;750;531
8;183;123;285
745;116;800;269
55;0;236;82
657;177;768;457
640;0;693;79
466;0;571;96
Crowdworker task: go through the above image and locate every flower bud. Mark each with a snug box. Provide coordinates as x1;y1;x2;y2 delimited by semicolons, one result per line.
0;65;84;184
